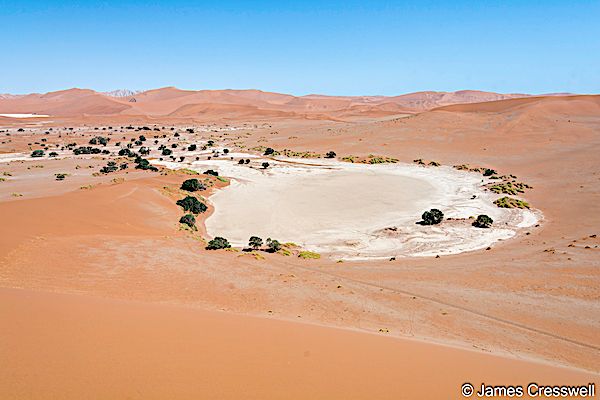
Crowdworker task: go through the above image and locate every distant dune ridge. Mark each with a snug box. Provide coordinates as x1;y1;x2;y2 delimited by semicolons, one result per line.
0;87;587;120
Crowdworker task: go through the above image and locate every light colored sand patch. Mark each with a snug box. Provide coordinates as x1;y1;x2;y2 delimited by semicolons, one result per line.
0;152;30;163
0;113;50;118
157;155;538;259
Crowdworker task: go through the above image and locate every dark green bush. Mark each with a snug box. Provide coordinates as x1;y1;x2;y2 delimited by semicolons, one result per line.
73;146;101;155
419;209;444;225
249;236;263;250
181;178;205;192
176;196;207;214
266;238;281;252
206;236;231;250
472;214;494;228
31;149;45;157
179;213;196;228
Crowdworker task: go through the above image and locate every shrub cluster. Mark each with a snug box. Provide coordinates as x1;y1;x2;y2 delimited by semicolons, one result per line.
420;209;444;225
176;196;207;214
73;146;101;155
181;178;206;192
206;237;231;250
100;161;119;174
472;214;493;228
89;136;109;146
179;213;196;229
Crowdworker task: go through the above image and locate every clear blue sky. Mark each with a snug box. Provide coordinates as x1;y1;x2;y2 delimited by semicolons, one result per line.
1;0;599;95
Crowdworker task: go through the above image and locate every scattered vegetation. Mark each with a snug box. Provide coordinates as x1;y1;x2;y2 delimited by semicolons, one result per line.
100;161;119;174
89;136;109;146
135;157;159;172
73;146;102;155
118;148;137;157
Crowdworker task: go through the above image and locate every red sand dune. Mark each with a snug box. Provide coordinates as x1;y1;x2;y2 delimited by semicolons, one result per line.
0;87;577;120
1;288;596;400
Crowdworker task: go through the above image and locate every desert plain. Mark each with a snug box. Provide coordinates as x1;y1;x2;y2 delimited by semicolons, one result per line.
0;88;599;398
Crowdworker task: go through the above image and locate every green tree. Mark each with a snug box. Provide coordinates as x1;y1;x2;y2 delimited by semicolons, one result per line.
181;178;205;192
179;214;196;229
266;238;281;252
420;209;444;225
472;214;493;228
176;196;208;214
31;149;44;157
249;236;263;250
206;237;231;250
325;151;336;158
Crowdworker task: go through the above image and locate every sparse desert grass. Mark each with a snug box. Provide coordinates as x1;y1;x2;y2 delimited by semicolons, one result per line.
489;182;531;195
494;196;530;209
278;248;292;256
238;251;264;260
298;250;321;259
368;155;398;164
280;149;321;158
